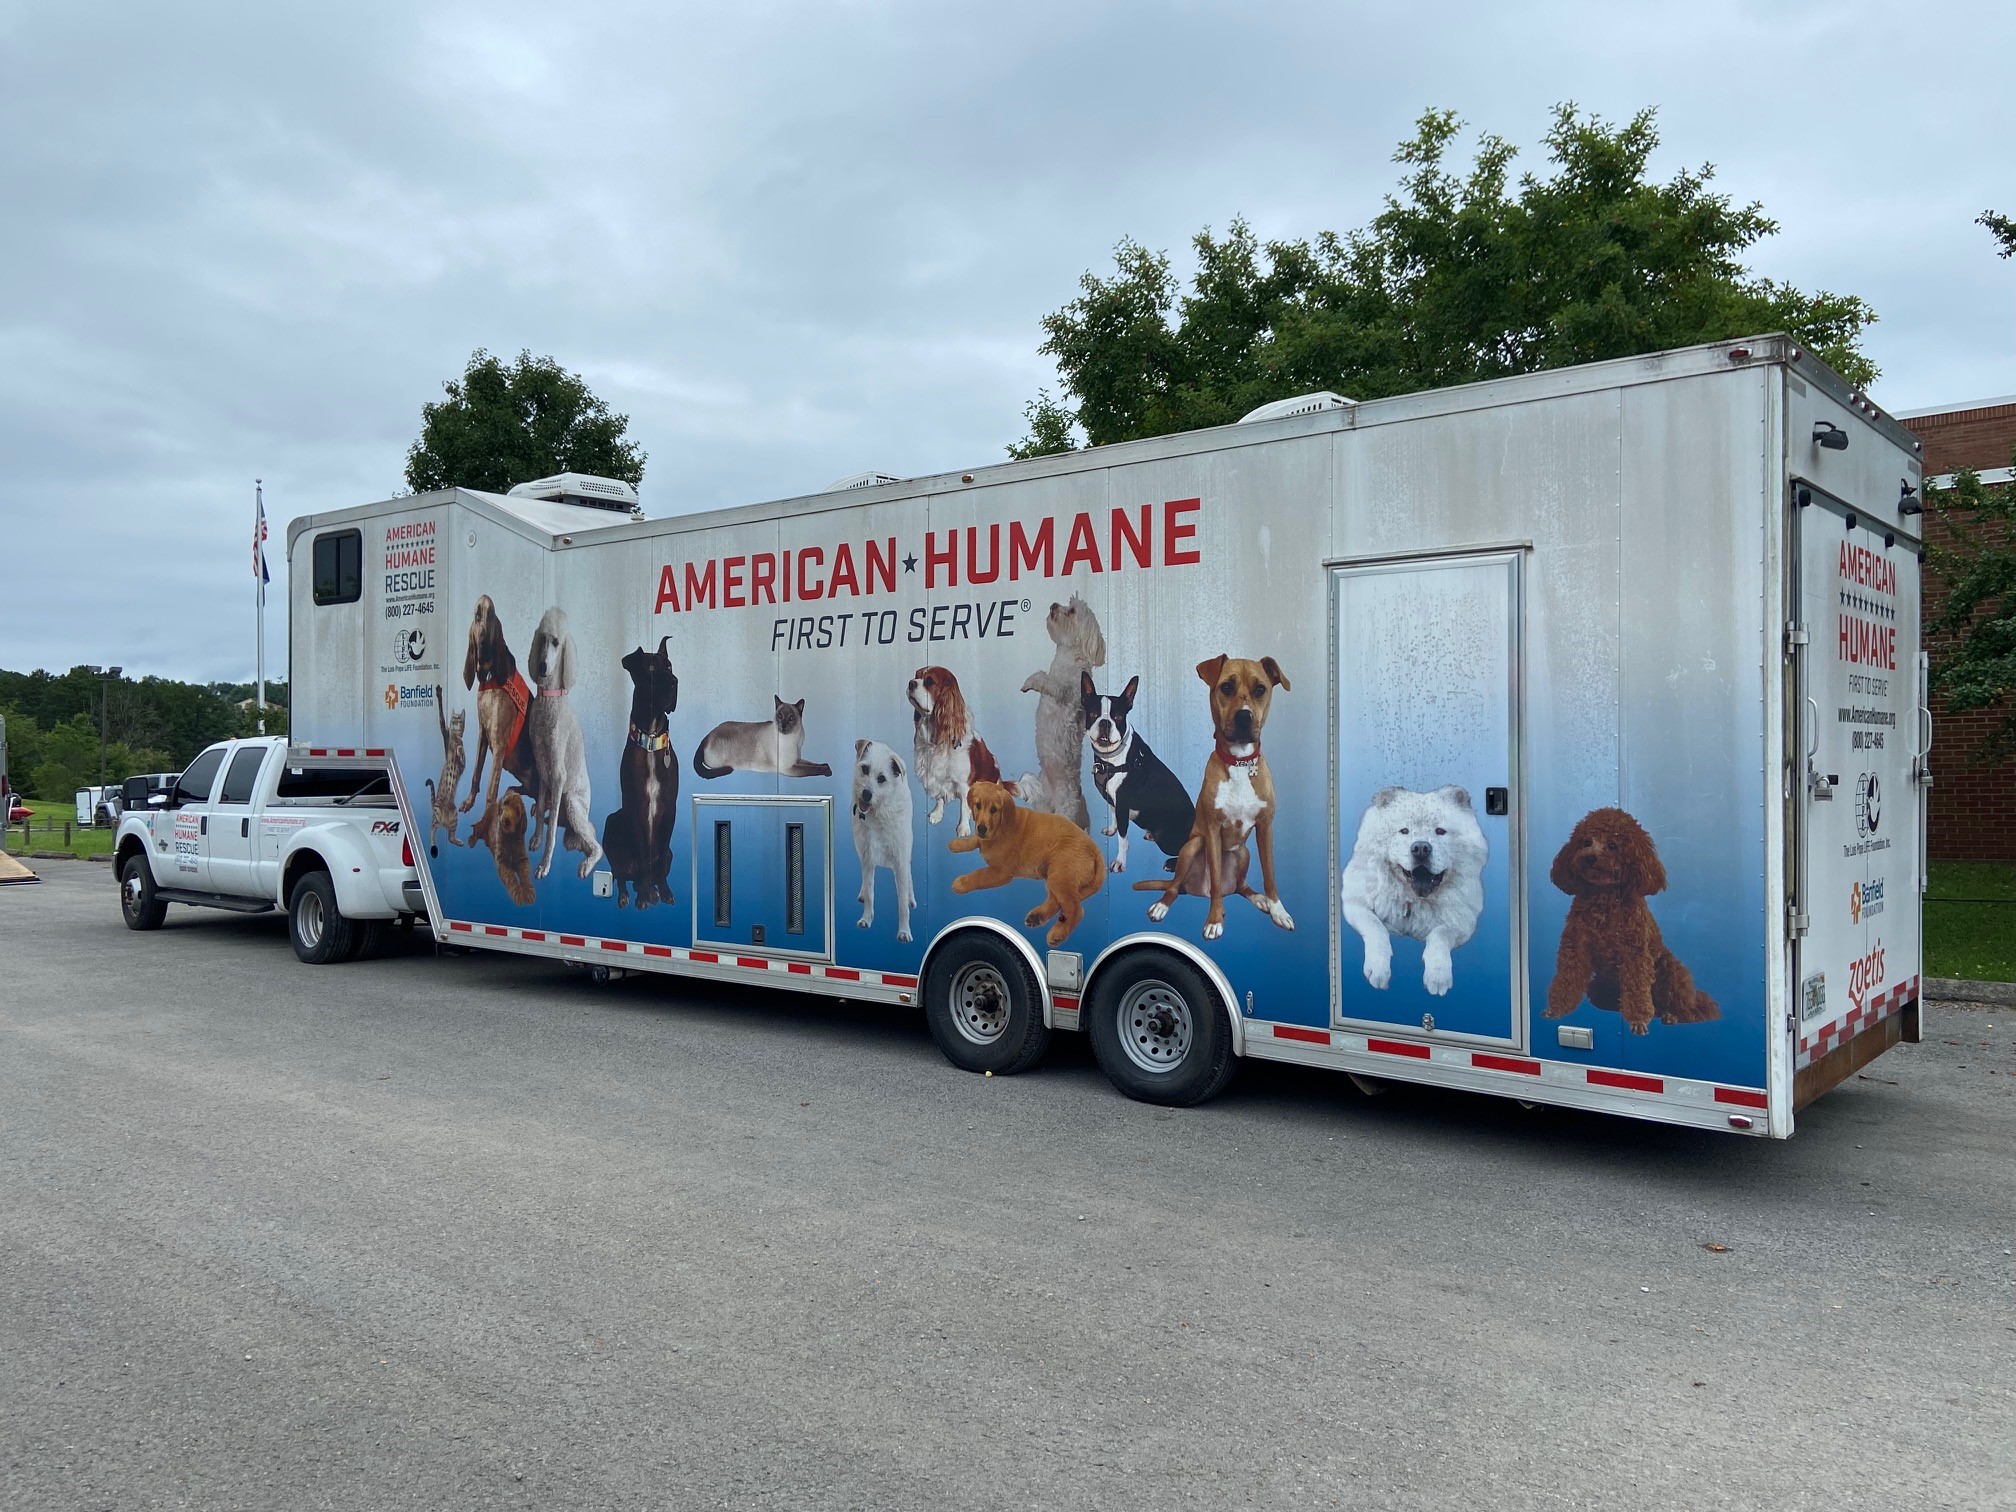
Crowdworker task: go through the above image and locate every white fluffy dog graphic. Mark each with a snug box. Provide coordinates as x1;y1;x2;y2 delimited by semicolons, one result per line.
1013;595;1106;829
850;738;916;942
1341;785;1487;996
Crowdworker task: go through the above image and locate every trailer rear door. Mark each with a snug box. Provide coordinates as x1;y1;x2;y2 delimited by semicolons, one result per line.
1792;490;1925;1101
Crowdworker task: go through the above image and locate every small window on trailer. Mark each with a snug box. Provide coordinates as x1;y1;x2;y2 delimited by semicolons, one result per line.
312;529;362;605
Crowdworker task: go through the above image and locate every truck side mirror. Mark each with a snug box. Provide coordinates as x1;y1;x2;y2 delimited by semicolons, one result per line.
148;792;169;809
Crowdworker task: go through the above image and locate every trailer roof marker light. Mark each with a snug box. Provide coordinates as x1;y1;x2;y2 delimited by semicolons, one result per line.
1813;421;1849;451
1726;346;1751;362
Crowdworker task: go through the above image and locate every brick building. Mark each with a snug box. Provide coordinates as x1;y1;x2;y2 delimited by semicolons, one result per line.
1895;394;2016;861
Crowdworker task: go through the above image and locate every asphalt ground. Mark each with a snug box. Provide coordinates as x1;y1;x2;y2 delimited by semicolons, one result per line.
3;859;2011;1511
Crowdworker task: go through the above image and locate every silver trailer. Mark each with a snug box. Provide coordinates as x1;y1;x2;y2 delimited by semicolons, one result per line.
287;336;1927;1136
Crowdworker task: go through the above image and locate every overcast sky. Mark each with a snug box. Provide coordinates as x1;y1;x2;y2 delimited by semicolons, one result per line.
2;0;2011;683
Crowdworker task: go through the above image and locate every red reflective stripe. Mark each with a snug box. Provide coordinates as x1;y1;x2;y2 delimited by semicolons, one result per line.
308;748;328;756
1273;1025;1330;1045
520;930;546;942
690;950;719;964
448;920;473;932
365;748;386;757
1367;1037;1430;1060
1052;994;1078;1011
1715;1087;1768;1109
883;974;917;988
483;925;507;937
599;940;627;953
1472;1052;1541;1076
1587;1069;1664;1094
736;956;769;970
336;749;356;757
559;935;586;947
642;945;672;958
824;967;860;981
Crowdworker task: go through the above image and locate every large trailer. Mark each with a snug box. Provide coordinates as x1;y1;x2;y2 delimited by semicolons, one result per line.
286;336;1928;1136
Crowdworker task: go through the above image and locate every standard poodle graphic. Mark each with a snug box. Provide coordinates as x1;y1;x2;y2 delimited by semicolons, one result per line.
1544;807;1720;1035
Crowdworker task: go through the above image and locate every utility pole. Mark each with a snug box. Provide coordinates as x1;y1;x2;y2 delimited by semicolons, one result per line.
89;665;123;787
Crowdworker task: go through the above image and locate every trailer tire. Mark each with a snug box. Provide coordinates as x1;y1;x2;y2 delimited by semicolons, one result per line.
288;869;359;965
119;855;167;931
1086;951;1237;1107
922;932;1051;1076
354;920;391;960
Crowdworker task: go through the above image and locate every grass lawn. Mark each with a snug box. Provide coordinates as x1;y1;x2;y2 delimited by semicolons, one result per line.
1;799;117;858
1925;860;2016;984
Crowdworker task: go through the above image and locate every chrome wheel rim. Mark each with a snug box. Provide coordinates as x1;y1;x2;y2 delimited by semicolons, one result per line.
948;962;1011;1046
297;890;325;949
1118;979;1192;1074
123;873;144;909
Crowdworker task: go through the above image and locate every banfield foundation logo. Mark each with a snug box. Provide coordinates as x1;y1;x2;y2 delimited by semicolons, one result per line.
384;683;435;712
1850;877;1886;924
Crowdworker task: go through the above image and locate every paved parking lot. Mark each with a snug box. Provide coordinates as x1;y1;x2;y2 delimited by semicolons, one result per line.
3;858;2011;1510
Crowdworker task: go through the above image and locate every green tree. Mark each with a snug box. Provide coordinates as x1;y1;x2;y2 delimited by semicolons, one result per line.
1928;456;2016;756
1014;105;1878;454
1982;209;2016;260
404;349;647;495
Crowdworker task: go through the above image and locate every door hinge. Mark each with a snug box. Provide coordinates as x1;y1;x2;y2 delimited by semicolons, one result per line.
1784;622;1809;656
1787;907;1811;937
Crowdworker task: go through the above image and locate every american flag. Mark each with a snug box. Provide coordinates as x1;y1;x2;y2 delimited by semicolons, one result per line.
254;482;270;592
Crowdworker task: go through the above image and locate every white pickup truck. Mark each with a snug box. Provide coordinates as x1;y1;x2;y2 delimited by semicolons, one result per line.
113;736;427;963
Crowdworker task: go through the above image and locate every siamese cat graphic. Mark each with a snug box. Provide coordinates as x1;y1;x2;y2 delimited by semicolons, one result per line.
693;696;834;779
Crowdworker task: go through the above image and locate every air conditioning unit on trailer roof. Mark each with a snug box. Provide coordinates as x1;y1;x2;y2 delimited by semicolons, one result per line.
506;472;640;513
1237;391;1357;424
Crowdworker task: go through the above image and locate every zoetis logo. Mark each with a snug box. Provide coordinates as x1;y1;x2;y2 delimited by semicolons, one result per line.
1847;939;1886;1012
1850;877;1886;924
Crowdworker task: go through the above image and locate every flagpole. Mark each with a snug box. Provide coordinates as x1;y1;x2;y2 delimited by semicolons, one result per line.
255;479;266;735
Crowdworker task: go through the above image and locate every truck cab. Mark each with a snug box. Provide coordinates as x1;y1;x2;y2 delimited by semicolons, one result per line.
114;736;424;962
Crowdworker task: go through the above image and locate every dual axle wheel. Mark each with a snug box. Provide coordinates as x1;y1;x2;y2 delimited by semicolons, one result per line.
920;934;1237;1107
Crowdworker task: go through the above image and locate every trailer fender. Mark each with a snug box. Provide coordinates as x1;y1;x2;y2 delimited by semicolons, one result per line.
1081;934;1246;1057
278;826;396;920
918;917;1054;1022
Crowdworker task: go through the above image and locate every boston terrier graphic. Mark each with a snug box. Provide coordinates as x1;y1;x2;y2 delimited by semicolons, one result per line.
1082;672;1194;875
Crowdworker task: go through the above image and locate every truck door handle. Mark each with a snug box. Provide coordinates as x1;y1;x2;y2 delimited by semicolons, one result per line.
241;818;250;838
200;816;207;836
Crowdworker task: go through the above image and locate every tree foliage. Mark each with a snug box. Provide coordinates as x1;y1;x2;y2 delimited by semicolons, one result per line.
1015;105;1879;454
1928;456;2016;757
0;667;285;797
1982;209;2016;260
404;349;646;495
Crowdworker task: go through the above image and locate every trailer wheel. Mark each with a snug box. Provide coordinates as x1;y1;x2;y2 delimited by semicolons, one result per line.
289;869;359;965
1086;951;1237;1107
119;855;167;931
922;932;1051;1075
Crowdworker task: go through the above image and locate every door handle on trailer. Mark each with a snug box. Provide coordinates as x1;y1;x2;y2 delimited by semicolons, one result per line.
1804;697;1819;759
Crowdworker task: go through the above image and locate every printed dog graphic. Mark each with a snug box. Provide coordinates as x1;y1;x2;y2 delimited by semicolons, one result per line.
460;594;540;823
468;785;536;907
908;666;1000;838
1083;673;1193;874
524;607;604;881
850;738;915;942
1135;655;1293;940
424;684;466;850
1544;807;1720;1034
949;780;1104;947
602;637;680;909
1013;595;1106;828
693;696;833;779
1340;785;1488;996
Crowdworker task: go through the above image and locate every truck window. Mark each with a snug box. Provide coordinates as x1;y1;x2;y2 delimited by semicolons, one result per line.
218;747;266;805
176;746;228;806
312;529;362;605
273;766;390;803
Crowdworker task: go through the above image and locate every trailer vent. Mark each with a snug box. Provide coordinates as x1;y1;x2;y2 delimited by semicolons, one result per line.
505;472;640;514
825;471;904;492
1237;391;1357;424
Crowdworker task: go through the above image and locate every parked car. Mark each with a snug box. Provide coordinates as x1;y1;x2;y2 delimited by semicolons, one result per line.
6;796;28;824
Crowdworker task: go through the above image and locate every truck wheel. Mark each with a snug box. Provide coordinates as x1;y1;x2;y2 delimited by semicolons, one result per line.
119;855;167;931
354;920;390;960
1086;952;1237;1107
289;870;359;965
922;932;1051;1075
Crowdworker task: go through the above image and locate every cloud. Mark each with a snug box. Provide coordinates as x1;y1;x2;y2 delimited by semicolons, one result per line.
1;0;2010;679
